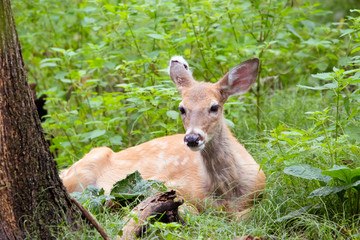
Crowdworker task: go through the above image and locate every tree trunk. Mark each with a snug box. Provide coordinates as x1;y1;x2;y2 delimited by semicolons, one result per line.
0;0;85;239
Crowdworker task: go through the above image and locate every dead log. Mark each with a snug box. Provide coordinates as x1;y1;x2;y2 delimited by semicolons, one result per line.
121;190;184;239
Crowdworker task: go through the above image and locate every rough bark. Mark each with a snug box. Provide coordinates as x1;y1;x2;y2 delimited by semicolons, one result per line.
121;190;184;239
0;0;86;239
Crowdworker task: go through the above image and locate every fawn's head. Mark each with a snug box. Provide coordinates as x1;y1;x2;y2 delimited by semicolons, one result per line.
168;56;259;151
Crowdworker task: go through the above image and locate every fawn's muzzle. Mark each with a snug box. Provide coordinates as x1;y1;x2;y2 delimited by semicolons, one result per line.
184;133;203;149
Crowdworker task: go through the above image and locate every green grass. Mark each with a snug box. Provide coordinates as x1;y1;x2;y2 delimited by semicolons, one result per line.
12;0;360;239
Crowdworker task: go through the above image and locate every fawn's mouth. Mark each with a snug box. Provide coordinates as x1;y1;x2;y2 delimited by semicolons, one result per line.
187;142;205;151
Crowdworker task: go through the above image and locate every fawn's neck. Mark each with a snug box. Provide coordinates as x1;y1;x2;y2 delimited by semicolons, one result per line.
200;118;247;199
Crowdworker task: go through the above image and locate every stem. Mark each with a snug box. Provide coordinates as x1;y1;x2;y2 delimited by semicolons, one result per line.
70;197;112;240
62;128;77;157
188;12;216;80
152;0;158;51
356;190;359;214
256;49;265;133
226;5;241;57
321;121;334;164
239;17;257;40
125;18;143;57
276;135;284;154
335;80;340;163
85;94;95;121
349;189;353;215
256;61;262;133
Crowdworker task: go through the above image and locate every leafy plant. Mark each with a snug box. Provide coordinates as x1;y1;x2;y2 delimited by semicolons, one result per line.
298;67;360;164
110;170;166;205
71;186;114;214
71;170;167;215
284;164;360;215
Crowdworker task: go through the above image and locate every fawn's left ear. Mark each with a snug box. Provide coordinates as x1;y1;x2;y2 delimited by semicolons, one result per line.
168;56;196;95
216;58;259;101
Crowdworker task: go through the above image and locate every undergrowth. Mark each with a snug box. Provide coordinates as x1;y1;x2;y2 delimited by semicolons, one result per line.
13;0;360;239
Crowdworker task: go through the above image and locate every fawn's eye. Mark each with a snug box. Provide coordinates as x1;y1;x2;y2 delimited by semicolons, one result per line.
210;105;220;113
178;106;186;115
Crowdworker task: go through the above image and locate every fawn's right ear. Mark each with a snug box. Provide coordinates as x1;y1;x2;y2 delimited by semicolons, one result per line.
216;58;259;102
168;56;196;94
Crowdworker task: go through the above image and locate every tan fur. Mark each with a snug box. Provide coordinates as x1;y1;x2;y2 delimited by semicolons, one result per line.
61;57;266;216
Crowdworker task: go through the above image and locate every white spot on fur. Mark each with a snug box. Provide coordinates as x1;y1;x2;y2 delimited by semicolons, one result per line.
167;155;180;166
157;152;165;161
182;157;189;165
194;155;201;164
159;141;168;149
134;146;143;152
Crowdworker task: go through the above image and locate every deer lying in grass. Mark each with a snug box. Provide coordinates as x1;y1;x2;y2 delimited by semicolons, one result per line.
61;56;266;218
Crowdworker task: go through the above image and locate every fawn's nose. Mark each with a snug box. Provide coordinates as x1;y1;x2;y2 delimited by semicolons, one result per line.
184;133;201;148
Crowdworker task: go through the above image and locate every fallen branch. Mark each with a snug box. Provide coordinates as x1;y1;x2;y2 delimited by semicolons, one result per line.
121;190;184;239
70;196;112;240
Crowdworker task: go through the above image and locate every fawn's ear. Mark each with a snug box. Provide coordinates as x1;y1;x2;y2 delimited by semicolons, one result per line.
168;56;196;94
216;58;259;100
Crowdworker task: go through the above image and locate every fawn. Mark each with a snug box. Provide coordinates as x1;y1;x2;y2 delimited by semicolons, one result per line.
61;56;266;217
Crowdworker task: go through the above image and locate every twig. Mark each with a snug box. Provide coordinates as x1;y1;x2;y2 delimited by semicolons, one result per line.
70;196;112;240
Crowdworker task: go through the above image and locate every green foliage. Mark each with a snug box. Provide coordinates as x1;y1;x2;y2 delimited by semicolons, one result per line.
12;0;360;239
71;186;114;214
14;0;352;167
72;171;166;214
110;170;166;203
284;164;360;215
283;164;332;183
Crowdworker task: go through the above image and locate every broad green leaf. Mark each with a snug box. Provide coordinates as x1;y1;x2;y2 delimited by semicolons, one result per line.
300;20;315;30
283;164;332;183
297;83;337;90
308;186;346;198
59;78;72;83
316;62;328;71
215;55;227;62
87;129;106;139
147;33;165;40
39;58;62;63
352;180;360;189
345;123;360;142
340;28;356;37
82;17;96;26
225;119;235;128
338;57;351;66
71;186;114;214
110;171;165;201
311;72;335;80
51;47;66;53
109;135;123;145
322;165;360;184
166;110;179;119
351;46;360;54
275;205;312;222
281;131;303;136
343;68;360;76
81;129;106;142
40;62;57;68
